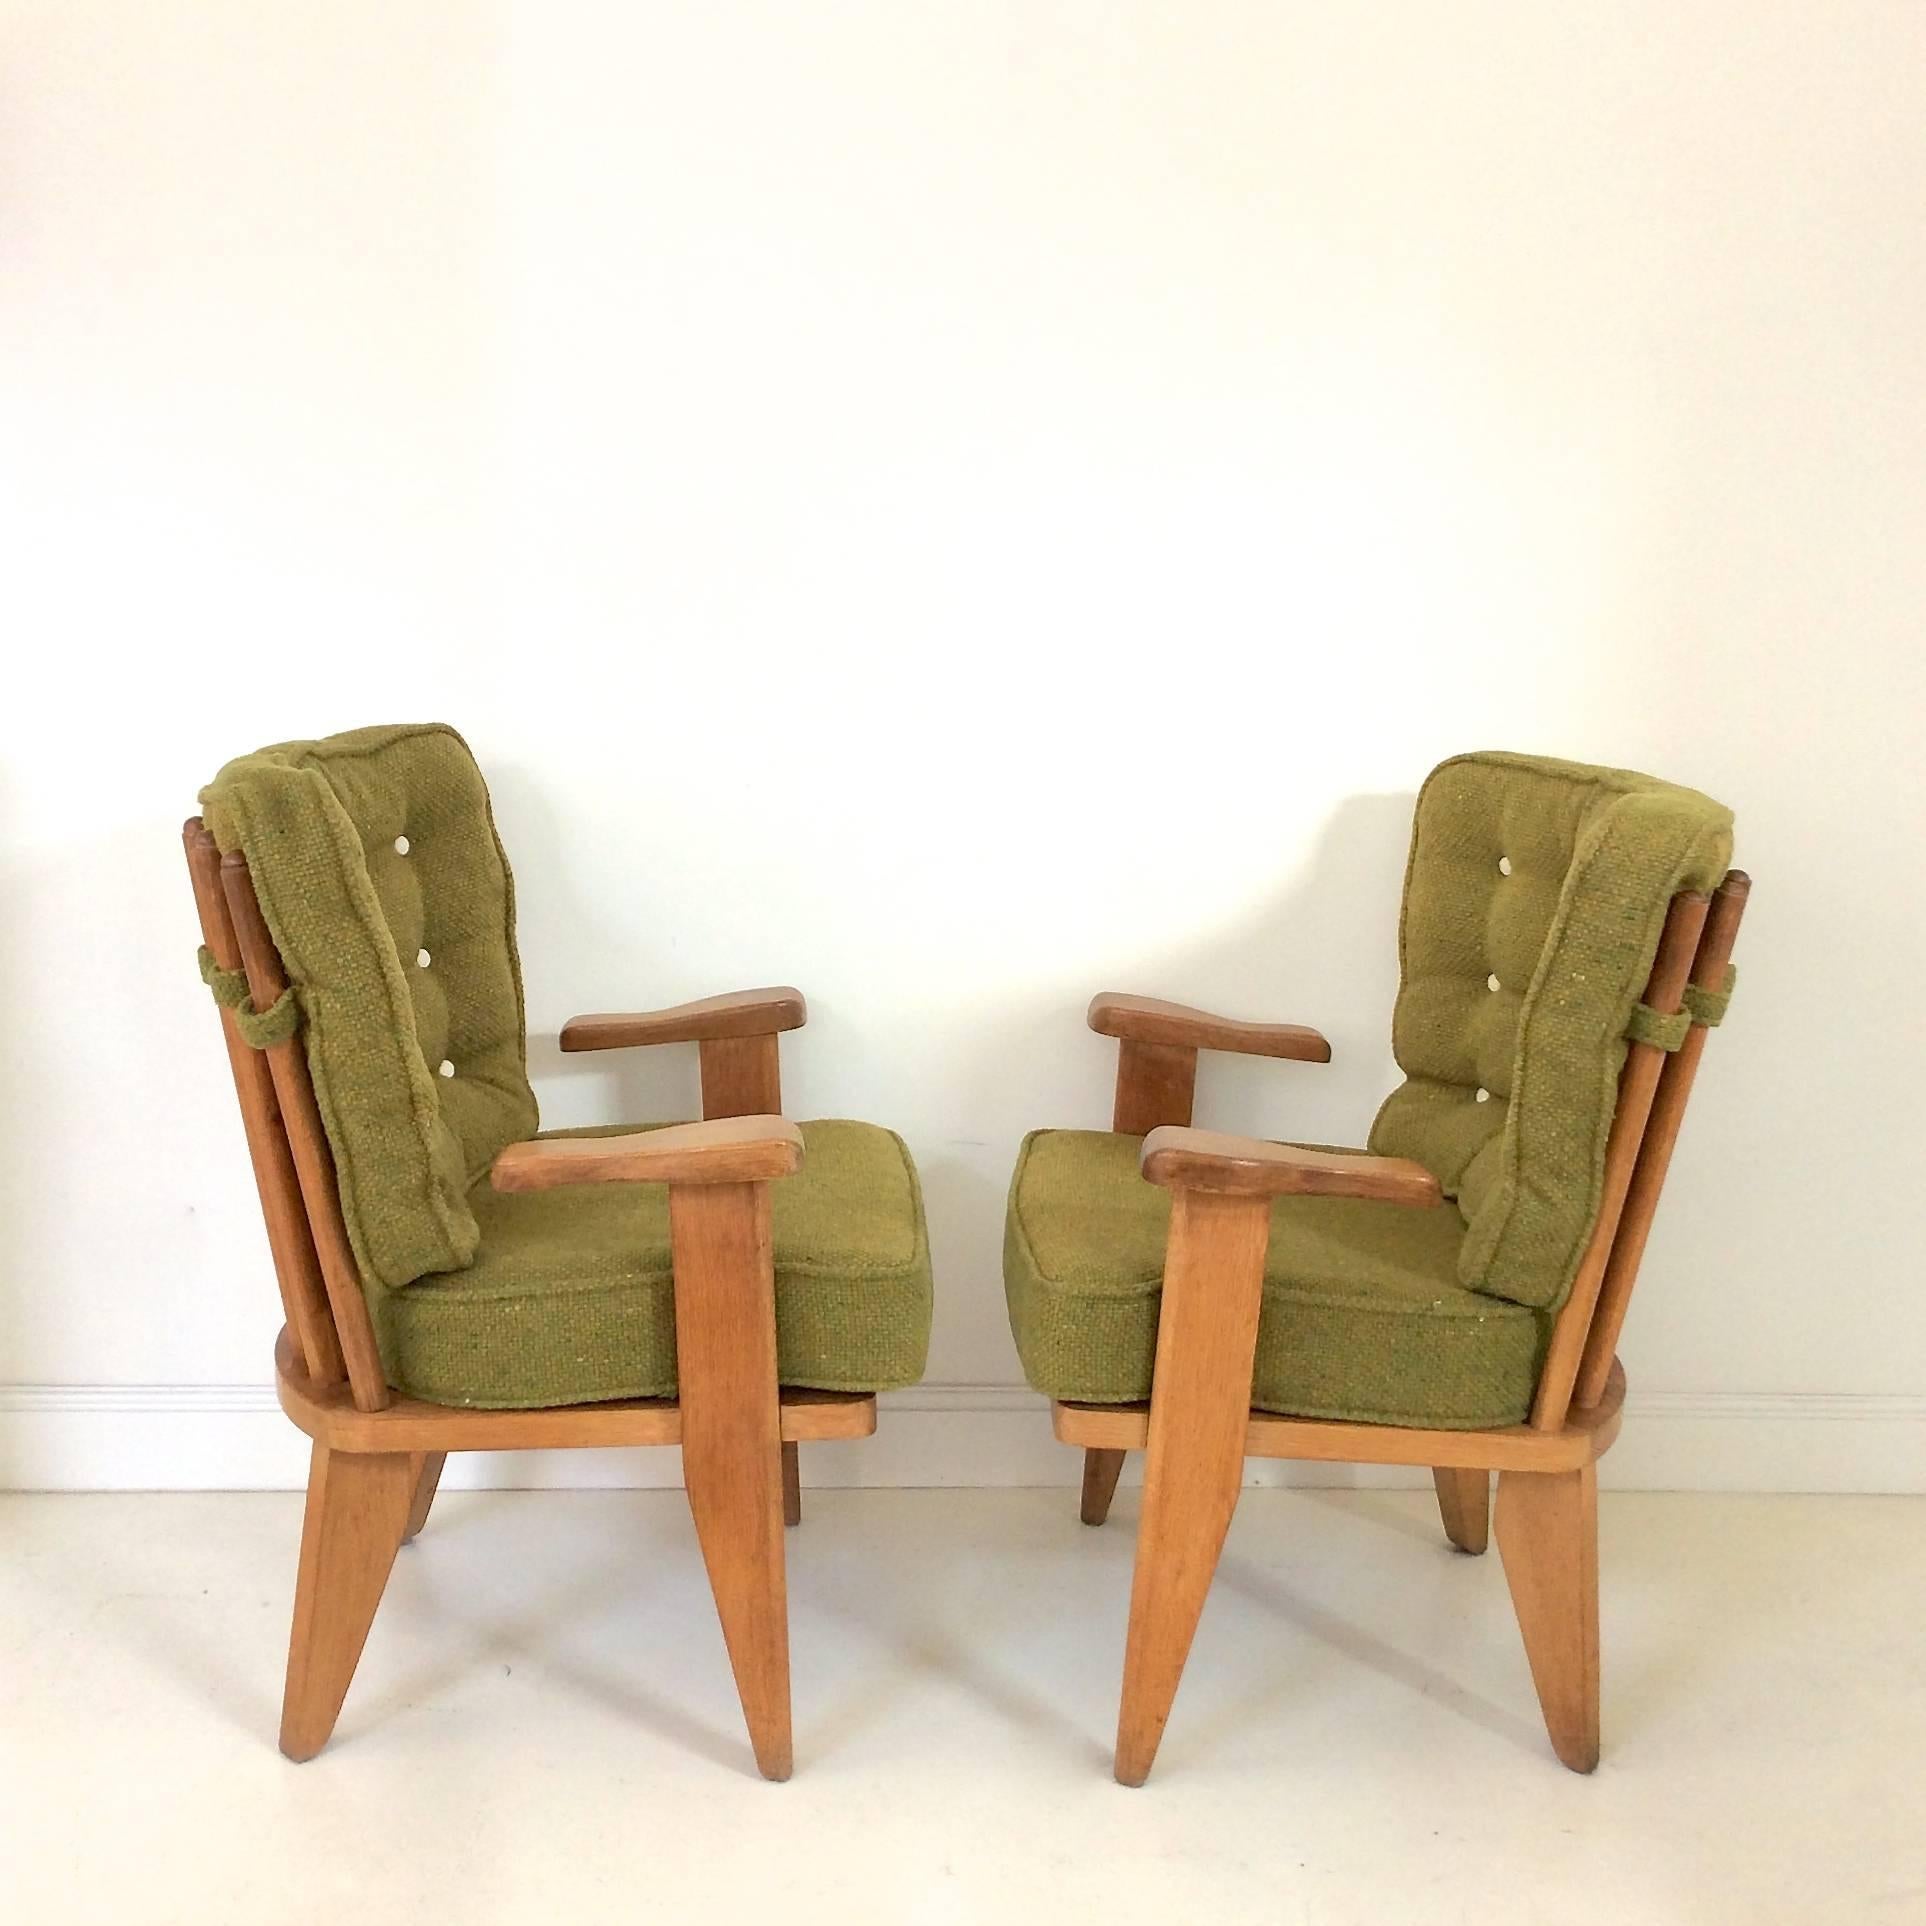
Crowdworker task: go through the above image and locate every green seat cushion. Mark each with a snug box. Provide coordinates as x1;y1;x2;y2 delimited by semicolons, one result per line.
1004;1130;1542;1429
379;1120;934;1408
1369;752;1733;1310
201;725;535;1290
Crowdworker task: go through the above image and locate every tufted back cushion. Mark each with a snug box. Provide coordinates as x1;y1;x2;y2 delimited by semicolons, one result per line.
201;724;537;1290
1368;752;1732;1311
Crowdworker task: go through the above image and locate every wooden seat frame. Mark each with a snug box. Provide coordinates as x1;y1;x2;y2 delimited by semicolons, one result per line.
1058;871;1750;1783
185;818;884;1779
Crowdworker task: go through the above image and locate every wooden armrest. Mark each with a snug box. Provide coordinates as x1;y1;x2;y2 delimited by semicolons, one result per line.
491;1116;805;1191
560;988;806;1053
1088;993;1331;1063
1140;1127;1442;1205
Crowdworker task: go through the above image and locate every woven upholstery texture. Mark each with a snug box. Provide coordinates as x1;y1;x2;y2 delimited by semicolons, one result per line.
1000;751;1733;1424
1369;752;1732;1309
1005;1130;1541;1427
203;723;933;1406
384;1120;934;1408
202;725;535;1289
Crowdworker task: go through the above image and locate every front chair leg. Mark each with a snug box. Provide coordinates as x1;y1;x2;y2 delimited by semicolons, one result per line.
1495;1463;1600;1772
281;1443;417;1762
671;1181;793;1781
1080;1448;1126;1526
1432;1466;1490;1554
1114;1189;1270;1787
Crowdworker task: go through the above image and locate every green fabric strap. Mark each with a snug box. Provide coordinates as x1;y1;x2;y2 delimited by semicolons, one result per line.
1682;964;1737;1028
197;945;300;1049
1624;1002;1690;1052
1626;964;1738;1051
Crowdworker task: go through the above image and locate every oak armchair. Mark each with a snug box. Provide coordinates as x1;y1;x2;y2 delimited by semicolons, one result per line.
187;723;932;1778
1004;751;1747;1782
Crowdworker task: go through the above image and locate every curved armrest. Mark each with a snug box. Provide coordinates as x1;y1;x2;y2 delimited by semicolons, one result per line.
1140;1126;1441;1205
1088;993;1331;1063
491;1116;805;1191
560;987;806;1053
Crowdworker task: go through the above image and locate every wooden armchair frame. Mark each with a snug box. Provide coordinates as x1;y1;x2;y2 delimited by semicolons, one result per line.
1062;873;1751;1783
184;818;874;1779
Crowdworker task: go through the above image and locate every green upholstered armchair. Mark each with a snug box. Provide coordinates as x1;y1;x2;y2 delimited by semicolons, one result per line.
1003;752;1748;1783
186;724;931;1778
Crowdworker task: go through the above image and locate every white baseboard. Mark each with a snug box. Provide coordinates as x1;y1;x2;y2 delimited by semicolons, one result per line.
1;1382;1921;1494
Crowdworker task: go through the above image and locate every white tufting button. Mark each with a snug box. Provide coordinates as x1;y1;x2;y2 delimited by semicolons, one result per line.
437;1059;454;1078
1475;1087;1491;1104
416;948;431;969
394;835;410;856
1498;855;1512;876
1487;972;1501;993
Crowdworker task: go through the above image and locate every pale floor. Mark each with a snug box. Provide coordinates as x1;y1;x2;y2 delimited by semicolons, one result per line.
2;1488;1921;1926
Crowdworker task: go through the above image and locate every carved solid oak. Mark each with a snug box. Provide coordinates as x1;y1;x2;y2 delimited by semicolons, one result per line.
1088;993;1331;1062
1115;1189;1273;1787
491;1116;804;1191
182;815;898;1778
561;988;806;1052
1140;1128;1442;1206
1059;873;1749;1782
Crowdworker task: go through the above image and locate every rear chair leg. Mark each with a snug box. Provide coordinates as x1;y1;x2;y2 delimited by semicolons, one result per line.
402;1451;447;1544
782;1441;801;1529
1080;1448;1126;1526
1432;1466;1490;1554
280;1443;417;1761
1495;1463;1600;1772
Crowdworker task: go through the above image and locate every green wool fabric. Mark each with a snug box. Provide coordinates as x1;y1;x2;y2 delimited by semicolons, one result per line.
1683;966;1737;1028
1001;750;1733;1425
1624;1003;1692;1052
196;945;301;1048
383;1120;934;1409
1368;752;1732;1311
1005;1130;1543;1428
202;725;536;1290
202;723;933;1407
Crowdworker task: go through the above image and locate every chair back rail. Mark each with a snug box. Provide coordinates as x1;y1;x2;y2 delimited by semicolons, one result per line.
218;846;393;1412
1573;869;1750;1410
184;823;392;1412
184;820;347;1385
1530;886;1710;1432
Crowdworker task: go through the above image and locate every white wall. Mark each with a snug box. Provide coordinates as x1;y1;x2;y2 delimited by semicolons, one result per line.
4;1;1922;1490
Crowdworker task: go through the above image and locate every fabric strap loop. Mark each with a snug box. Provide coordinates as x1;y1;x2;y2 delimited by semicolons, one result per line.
1681;964;1737;1028
1624;1002;1690;1052
197;945;301;1049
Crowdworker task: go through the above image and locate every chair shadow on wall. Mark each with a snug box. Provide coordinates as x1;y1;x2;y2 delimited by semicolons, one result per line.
484;758;706;1128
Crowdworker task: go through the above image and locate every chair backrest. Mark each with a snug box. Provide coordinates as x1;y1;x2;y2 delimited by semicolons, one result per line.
198;724;536;1294
1532;866;1748;1429
1369;752;1733;1317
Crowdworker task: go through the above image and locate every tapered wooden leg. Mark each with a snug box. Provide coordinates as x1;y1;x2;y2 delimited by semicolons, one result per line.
1080;1448;1126;1526
280;1443;417;1762
671;1182;793;1781
1495;1463;1600;1772
1432;1465;1490;1554
782;1441;801;1528
401;1451;447;1545
1114;1189;1271;1787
